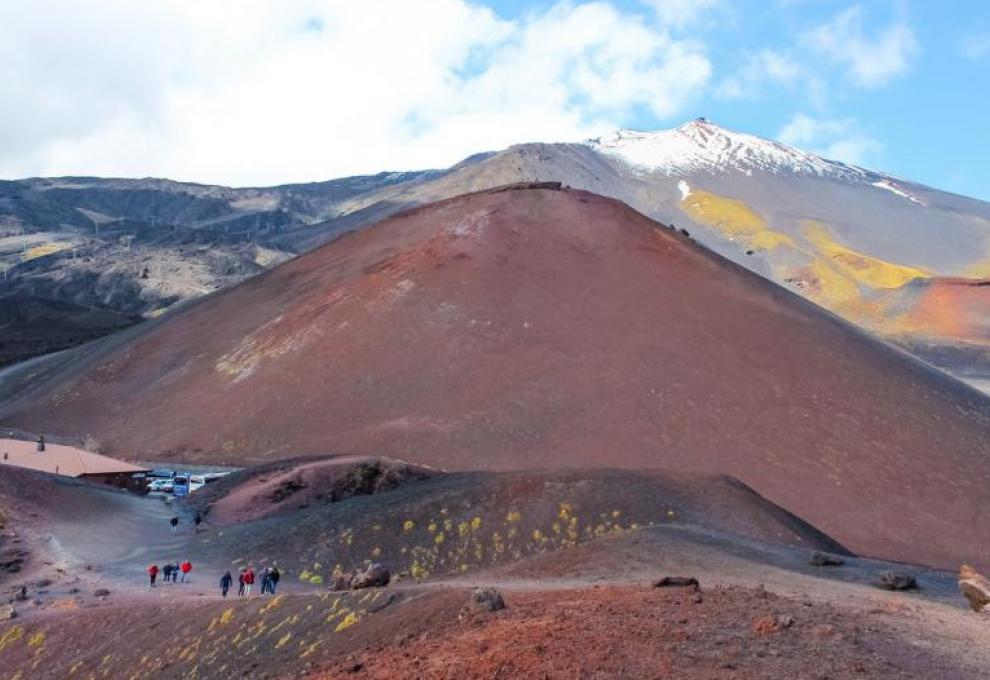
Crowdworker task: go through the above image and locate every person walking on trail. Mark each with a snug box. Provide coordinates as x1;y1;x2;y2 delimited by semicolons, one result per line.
220;571;233;598
194;513;203;533
260;567;271;595
237;569;246;597
180;559;193;583
268;565;281;595
148;564;159;588
170;516;179;533
162;562;173;583
244;567;255;596
173;561;181;583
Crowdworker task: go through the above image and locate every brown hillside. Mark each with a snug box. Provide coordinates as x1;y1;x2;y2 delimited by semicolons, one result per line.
5;185;990;569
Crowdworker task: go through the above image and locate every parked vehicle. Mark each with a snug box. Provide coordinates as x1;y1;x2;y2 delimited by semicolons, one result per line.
147;479;174;493
188;472;229;492
172;474;190;497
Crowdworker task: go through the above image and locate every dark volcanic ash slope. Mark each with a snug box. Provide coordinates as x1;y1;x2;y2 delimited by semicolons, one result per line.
4;185;990;569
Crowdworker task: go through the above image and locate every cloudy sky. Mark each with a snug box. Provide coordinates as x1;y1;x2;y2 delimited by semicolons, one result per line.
1;0;988;198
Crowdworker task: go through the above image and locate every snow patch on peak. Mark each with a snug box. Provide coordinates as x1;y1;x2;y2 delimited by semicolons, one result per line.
871;179;927;206
585;120;874;183
677;180;692;200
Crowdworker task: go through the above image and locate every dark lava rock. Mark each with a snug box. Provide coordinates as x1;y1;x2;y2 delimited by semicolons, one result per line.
653;576;700;590
877;571;917;591
93;588;111;597
473;587;506;612
809;551;846;567
351;562;390;590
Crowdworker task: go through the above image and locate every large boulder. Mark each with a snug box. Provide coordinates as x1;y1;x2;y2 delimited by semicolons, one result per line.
351;562;390;590
959;564;990;613
877;571;917;591
472;587;505;612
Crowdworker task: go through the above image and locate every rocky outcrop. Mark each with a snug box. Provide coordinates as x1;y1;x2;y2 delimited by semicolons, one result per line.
809;551;845;567
959;564;990;613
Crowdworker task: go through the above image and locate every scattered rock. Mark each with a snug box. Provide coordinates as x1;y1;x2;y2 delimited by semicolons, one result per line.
959;564;990;612
93;588;111;598
351;562;390;590
691;592;703;604
809;551;845;567
876;571;917;591
472;587;506;612
753;613;795;635
653;576;700;590
0;604;15;620
329;574;353;592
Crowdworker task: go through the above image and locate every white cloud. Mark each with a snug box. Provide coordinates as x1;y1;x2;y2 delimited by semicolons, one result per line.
804;6;918;88
716;49;800;99
644;0;721;28
778;114;881;166
961;33;990;60
0;0;711;186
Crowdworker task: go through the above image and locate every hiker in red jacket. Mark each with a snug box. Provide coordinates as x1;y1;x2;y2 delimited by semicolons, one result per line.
147;564;159;587
243;567;255;596
180;559;193;583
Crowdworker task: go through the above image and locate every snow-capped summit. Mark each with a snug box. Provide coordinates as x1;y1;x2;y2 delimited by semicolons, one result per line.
585;118;872;182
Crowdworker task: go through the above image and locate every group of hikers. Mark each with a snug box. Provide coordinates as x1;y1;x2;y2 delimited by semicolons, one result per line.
218;566;281;597
147;560;280;597
147;560;193;586
169;513;203;533
156;512;279;597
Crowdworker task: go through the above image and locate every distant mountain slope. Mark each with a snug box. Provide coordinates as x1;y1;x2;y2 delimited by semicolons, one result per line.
3;120;989;389
4;184;990;570
371;120;990;392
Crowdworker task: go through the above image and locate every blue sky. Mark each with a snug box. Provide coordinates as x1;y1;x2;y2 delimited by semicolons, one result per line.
0;0;987;198
489;0;990;199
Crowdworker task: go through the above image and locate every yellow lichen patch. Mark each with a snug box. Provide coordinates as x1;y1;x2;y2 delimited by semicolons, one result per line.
219;608;235;626
335;612;359;633
370;546;382;558
749;229;794;251
803;221;929;290
22;242;70;262
309;575;324;585
681;190;763;236
27;631;45;647
470;516;482;530
403;520;416;533
434;532;445;545
679;190;791;252
275;633;292;649
410;561;430;579
506;511;522;523
214;315;317;382
259;595;284;614
0;625;24;652
300;641;321;659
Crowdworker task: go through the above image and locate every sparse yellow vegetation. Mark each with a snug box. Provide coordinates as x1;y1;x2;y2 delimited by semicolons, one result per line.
335;612;359;632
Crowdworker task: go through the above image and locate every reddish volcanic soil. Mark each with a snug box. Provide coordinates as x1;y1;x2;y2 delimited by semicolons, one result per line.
5;185;990;570
2;461;990;680
315;585;977;680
